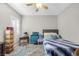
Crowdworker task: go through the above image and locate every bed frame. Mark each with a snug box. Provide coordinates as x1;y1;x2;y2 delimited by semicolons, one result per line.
43;29;59;37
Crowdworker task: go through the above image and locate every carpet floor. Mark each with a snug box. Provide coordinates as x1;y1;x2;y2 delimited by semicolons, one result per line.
6;44;45;56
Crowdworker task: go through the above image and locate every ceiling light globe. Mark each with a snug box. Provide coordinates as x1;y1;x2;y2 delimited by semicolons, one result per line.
36;3;42;8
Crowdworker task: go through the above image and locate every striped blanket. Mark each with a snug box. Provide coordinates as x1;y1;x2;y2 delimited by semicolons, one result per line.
43;39;79;56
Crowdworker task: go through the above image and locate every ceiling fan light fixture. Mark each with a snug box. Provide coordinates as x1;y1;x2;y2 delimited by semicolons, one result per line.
26;3;48;12
36;3;42;8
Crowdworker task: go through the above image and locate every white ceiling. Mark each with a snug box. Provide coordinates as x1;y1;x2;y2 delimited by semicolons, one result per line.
8;3;71;16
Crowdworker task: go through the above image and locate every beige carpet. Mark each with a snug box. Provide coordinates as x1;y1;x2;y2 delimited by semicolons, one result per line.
27;44;45;56
6;44;45;56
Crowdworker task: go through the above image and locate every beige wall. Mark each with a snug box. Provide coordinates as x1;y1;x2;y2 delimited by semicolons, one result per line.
0;4;21;43
22;15;57;35
58;3;79;43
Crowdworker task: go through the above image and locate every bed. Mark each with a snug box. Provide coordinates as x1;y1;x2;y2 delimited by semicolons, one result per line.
43;29;79;56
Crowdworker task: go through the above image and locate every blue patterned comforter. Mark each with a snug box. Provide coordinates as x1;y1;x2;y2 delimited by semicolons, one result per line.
43;39;79;56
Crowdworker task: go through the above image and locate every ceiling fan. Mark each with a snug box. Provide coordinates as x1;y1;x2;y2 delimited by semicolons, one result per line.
26;3;48;12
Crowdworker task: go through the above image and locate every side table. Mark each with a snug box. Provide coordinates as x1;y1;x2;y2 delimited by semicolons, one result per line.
19;36;29;46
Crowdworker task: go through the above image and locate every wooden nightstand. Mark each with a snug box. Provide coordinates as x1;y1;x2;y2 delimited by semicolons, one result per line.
19;36;29;46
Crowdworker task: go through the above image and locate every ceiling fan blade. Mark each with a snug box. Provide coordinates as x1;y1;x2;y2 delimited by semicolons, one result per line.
42;4;48;9
26;3;33;6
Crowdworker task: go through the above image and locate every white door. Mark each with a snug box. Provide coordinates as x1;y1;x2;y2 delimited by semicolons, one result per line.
11;16;20;44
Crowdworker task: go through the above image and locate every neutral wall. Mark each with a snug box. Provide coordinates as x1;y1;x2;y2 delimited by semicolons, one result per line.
22;15;57;35
0;4;21;44
58;3;79;43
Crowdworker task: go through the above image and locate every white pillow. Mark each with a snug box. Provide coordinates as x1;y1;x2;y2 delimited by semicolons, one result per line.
44;33;57;35
44;32;57;38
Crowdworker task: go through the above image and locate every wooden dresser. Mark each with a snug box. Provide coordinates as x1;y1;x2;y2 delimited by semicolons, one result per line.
5;27;14;54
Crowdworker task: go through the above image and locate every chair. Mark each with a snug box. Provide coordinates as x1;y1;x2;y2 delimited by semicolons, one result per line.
29;32;39;44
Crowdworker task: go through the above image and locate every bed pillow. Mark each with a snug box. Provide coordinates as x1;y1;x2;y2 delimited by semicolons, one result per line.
51;35;59;39
44;34;59;40
44;33;57;38
44;35;53;39
44;32;57;35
